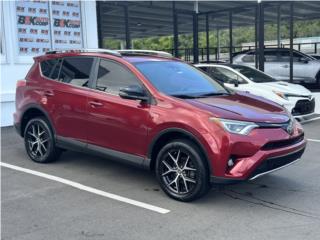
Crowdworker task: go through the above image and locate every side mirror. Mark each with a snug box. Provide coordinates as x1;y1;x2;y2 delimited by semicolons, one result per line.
300;57;309;63
230;79;239;87
119;85;149;102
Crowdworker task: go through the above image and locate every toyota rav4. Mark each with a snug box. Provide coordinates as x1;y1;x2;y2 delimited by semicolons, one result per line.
14;49;307;201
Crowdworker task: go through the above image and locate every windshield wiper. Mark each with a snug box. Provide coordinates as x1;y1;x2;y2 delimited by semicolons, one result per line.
170;94;198;99
195;92;230;98
171;92;230;99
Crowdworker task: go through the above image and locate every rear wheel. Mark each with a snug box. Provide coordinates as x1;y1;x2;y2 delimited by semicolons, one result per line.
24;117;61;163
155;139;210;201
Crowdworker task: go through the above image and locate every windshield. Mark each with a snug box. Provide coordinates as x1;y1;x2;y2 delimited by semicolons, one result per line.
134;61;228;98
231;65;275;83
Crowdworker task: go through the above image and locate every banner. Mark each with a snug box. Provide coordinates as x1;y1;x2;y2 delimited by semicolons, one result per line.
16;1;51;55
51;1;82;50
16;1;83;55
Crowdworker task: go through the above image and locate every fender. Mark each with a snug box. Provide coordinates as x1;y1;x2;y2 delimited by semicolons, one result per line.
147;127;213;174
20;103;56;137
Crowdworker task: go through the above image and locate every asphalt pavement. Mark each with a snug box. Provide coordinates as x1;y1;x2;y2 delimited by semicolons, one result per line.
1;120;320;240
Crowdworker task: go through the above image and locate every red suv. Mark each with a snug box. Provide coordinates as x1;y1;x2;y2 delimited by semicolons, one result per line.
14;49;306;201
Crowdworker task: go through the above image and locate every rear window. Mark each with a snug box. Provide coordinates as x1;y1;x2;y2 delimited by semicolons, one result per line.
40;59;61;80
59;57;94;87
242;55;254;62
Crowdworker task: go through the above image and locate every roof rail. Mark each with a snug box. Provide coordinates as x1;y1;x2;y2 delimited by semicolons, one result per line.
117;49;173;58
45;48;121;57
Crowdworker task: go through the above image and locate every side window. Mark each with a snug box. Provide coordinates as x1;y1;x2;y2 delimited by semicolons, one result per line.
264;51;279;62
210;67;247;84
59;57;94;87
96;59;141;94
293;52;307;62
279;51;309;63
40;59;61;80
199;67;207;72
278;51;290;62
242;53;254;62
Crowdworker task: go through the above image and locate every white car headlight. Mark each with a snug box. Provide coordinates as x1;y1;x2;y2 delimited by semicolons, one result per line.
272;90;289;100
210;118;258;135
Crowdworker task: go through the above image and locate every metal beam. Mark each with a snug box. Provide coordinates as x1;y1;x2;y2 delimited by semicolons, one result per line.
173;1;179;57
229;11;233;64
124;5;131;49
193;12;199;63
289;2;294;83
198;4;256;16
277;4;281;47
255;5;258;69
258;2;265;72
206;14;210;62
96;1;103;48
217;28;220;60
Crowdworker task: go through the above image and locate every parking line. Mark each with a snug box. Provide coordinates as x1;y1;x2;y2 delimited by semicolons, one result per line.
300;116;320;124
307;138;320;143
0;162;170;214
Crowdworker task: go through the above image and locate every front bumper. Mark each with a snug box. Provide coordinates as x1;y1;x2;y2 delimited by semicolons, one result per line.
210;145;306;184
283;97;315;119
248;146;305;180
208;120;307;184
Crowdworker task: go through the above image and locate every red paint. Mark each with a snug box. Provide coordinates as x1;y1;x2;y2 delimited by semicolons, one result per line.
15;52;307;180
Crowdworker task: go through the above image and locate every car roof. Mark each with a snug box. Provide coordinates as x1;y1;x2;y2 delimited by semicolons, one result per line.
195;63;246;68
123;56;176;63
34;52;177;63
233;47;303;55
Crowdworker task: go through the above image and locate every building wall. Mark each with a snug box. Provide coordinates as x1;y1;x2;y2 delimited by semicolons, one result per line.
0;1;98;126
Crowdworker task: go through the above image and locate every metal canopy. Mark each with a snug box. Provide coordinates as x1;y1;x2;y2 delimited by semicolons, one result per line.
98;1;320;40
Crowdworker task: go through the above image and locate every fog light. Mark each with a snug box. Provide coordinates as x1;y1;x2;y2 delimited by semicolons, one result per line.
228;158;234;167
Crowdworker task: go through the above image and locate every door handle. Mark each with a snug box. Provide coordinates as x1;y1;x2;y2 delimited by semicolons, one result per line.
89;101;103;107
44;90;54;97
281;64;289;68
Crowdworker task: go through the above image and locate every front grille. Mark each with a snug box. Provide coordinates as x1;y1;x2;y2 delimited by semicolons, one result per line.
292;98;315;116
262;133;304;150
250;147;305;179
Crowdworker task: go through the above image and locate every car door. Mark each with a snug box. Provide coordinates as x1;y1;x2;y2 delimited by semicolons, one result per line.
262;50;282;80
282;51;315;82
86;58;151;158
39;56;95;143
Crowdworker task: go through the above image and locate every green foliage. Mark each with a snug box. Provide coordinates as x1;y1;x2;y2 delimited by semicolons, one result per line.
103;19;320;50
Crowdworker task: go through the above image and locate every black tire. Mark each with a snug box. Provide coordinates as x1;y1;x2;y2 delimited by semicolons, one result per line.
24;117;62;163
155;139;210;202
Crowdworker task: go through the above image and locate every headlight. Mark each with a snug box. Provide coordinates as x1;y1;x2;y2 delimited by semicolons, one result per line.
273;90;288;100
210;117;258;135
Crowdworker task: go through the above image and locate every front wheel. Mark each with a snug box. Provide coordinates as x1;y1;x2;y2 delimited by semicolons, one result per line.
24;117;62;163
155;139;210;201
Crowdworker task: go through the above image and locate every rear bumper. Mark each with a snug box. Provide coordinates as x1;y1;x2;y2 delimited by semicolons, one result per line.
13;112;22;137
14;122;21;136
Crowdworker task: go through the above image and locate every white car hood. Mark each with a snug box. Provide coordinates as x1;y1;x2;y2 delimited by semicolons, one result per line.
258;81;312;96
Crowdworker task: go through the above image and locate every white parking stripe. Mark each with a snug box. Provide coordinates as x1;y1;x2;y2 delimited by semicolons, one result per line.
300;116;320;124
0;162;170;214
307;138;320;143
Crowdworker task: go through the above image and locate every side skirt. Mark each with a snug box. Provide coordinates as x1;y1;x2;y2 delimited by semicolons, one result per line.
56;136;151;170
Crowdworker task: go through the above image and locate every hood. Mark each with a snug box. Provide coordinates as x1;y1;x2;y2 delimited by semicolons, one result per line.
185;92;289;123
259;81;312;97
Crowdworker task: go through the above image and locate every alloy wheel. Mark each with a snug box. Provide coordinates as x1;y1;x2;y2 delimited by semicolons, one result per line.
26;122;50;159
160;149;198;194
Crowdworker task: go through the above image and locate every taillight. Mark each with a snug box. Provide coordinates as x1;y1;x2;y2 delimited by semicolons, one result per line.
16;79;26;88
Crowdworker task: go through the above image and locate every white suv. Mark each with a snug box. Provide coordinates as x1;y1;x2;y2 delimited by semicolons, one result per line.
233;48;320;85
